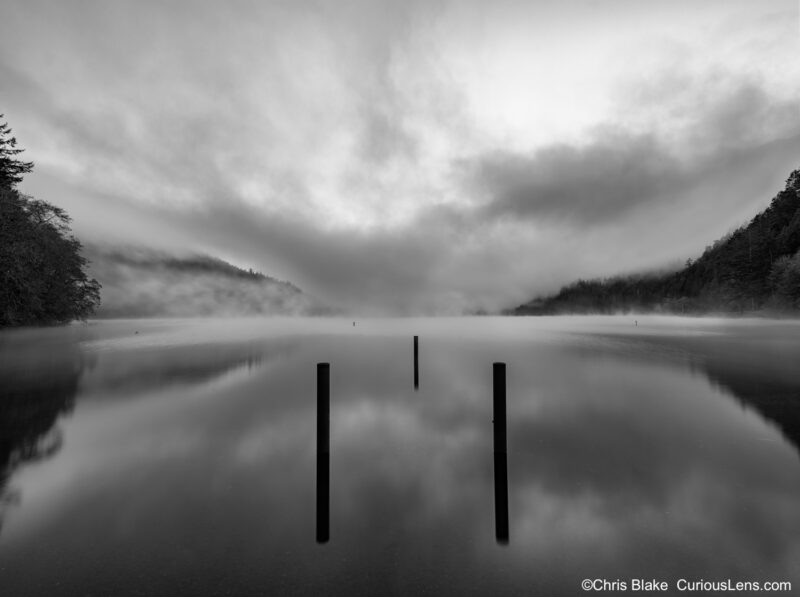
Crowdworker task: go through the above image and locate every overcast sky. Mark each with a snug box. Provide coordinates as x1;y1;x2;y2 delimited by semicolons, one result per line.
2;0;799;314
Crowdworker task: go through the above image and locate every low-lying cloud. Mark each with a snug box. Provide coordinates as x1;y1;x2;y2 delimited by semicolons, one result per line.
86;245;324;318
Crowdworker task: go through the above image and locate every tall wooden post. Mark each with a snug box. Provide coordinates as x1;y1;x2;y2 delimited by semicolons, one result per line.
413;335;419;390
316;363;330;543
493;362;509;544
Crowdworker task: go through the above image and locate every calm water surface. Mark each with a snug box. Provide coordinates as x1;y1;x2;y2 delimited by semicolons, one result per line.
1;316;800;595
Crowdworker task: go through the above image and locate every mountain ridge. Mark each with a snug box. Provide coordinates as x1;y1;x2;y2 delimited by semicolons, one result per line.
85;244;331;318
510;168;800;315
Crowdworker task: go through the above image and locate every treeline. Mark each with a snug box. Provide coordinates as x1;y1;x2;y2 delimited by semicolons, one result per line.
512;168;800;315
84;245;327;318
0;115;100;326
92;246;301;290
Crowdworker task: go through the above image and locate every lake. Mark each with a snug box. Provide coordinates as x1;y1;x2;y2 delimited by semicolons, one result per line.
1;316;799;595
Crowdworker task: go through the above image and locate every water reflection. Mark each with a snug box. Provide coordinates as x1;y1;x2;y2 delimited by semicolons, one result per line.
78;343;274;400
702;361;800;458
0;319;798;596
0;332;82;531
0;325;280;540
493;452;509;545
585;329;800;459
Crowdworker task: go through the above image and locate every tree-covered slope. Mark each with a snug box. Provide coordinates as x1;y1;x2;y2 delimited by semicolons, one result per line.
512;169;800;315
1;116;100;327
86;245;330;317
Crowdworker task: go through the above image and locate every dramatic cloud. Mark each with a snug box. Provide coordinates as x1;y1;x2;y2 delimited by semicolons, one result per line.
470;133;681;225
468;83;800;225
2;0;799;313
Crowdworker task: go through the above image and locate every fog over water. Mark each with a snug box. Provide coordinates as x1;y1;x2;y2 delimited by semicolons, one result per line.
1;316;799;595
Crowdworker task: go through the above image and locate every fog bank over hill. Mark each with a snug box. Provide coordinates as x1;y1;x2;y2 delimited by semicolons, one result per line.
85;245;329;318
511;169;800;315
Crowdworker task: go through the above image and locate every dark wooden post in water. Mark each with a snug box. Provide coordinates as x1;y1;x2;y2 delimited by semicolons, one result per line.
493;362;509;544
316;363;330;544
413;335;419;390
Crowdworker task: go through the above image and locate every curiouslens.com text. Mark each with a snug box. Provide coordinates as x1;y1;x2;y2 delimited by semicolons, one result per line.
581;578;793;592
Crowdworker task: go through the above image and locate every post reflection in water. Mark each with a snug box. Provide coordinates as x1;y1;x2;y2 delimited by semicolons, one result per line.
494;452;509;545
316;362;330;544
493;362;509;544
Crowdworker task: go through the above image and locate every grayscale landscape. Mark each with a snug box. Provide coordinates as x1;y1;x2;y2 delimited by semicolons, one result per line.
1;0;799;595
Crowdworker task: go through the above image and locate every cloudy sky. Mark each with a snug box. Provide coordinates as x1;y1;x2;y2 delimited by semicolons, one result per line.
2;0;799;314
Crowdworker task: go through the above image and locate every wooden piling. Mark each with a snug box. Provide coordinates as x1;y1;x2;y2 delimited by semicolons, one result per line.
316;363;330;543
493;363;506;454
493;362;509;544
413;335;419;390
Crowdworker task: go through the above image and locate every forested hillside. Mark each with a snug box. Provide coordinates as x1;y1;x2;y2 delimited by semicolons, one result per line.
86;245;329;318
512;169;800;315
1;116;100;326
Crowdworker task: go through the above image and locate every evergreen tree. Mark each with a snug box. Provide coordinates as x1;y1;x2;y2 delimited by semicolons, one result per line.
0;116;100;326
0;115;33;189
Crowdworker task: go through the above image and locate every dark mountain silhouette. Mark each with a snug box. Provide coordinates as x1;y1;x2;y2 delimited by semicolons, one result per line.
85;245;333;317
511;169;800;315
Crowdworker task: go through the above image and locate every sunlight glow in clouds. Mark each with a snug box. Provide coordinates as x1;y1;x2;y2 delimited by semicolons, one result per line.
1;0;799;313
